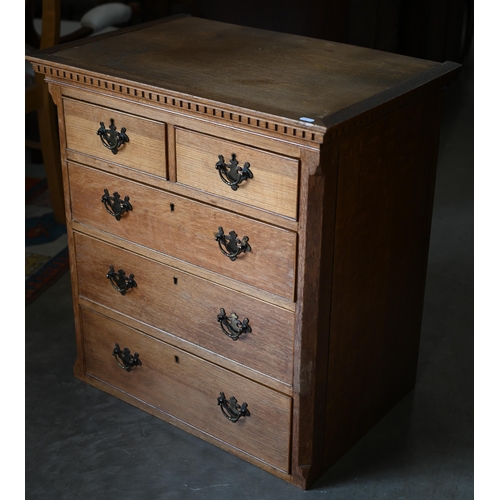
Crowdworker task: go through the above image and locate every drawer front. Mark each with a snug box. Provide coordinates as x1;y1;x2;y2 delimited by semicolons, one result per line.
82;307;292;472
74;232;295;384
176;128;299;219
69;163;297;300
63;98;167;177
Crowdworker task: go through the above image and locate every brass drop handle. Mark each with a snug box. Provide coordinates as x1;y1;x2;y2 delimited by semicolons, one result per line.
107;265;137;295
214;227;251;261
217;308;251;341
217;392;250;423
101;189;132;220
112;343;142;372
215;153;253;191
97;118;129;154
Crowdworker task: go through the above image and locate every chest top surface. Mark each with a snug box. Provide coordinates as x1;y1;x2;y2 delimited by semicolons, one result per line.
27;16;456;130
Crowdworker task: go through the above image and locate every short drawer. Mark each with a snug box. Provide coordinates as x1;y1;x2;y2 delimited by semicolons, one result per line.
74;232;295;385
63;98;167;177
68;163;297;300
176;128;299;219
82;307;292;472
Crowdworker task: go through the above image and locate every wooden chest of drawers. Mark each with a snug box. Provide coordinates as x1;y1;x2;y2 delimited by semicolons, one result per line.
27;16;460;489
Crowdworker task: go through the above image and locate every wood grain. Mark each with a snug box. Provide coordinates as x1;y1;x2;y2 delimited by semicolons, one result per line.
74;232;295;385
67;149;299;232
34;17;439;123
82;307;292;472
323;91;444;468
47;84;87;379
289;145;337;488
63;98;167;178
82;370;294;481
58;84;315;157
68;163;297;300
176;128;299;219
79;297;293;395
73;222;296;312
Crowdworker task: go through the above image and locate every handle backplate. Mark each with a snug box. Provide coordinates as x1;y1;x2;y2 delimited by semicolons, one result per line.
214;227;251;261
101;189;132;221
215;153;253;191
217;392;250;422
97;119;129;154
107;265;137;295
217;308;251;341
112;343;142;372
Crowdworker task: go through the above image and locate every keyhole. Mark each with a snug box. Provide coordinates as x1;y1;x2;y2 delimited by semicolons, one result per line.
174;355;179;364
170;203;175;212
173;277;178;285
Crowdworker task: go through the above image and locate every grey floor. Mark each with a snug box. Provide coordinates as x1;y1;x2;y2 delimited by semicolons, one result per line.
25;50;473;499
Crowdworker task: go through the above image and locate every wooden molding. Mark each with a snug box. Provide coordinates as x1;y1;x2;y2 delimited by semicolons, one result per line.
30;62;324;145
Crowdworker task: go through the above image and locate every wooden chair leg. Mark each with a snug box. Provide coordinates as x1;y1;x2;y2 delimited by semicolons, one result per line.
35;75;65;224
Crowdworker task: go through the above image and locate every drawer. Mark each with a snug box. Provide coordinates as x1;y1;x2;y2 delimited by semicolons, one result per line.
82;307;292;472
176;128;299;219
74;232;295;384
69;163;297;300
63;98;167;177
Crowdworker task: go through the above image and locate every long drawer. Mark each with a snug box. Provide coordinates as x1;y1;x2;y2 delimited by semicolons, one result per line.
74;232;294;385
81;307;292;472
68;163;297;300
63;98;167;178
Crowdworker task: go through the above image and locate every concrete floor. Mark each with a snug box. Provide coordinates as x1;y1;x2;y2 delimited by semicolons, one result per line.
25;50;473;499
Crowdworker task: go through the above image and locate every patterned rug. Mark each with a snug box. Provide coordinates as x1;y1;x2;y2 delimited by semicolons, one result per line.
26;177;69;305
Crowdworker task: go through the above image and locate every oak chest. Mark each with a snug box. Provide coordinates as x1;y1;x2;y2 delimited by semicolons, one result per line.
27;16;459;489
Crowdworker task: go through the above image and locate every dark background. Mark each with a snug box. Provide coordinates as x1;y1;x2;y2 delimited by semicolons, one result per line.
34;0;473;63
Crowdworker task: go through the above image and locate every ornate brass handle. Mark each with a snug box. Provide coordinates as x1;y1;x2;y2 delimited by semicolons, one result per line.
214;227;251;261
97;119;129;154
101;189;132;220
217;308;251;341
107;265;137;295
217;392;250;423
112;343;142;371
215;153;253;191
